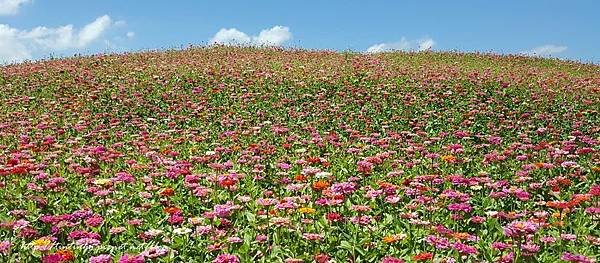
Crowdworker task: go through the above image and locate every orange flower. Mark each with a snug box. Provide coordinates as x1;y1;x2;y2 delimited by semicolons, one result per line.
57;249;75;261
546;201;564;209
294;174;307;182
307;157;321;165
160;187;175;197
441;155;457;163
567;194;590;208
412;252;433;261
452;232;470;241
312;180;330;191
382;234;406;244
164;206;181;214
377;181;396;189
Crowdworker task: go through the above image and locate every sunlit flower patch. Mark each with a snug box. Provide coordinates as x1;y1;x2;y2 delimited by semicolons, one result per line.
0;47;598;262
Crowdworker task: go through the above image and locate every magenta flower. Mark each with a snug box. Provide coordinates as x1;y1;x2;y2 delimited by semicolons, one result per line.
503;221;538;238
330;181;357;195
357;160;373;174
453;242;478;255
213;254;240;263
561;252;594;263
0;240;10;255
381;256;405;263
447;203;473;213
89;254;113;263
425;235;450;249
85;215;104;228
118;254;145;263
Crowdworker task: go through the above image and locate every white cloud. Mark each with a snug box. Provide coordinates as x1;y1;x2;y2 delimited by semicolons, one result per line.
418;38;435;51
0;15;115;63
366;37;435;53
126;31;135;39
210;28;251;45
253;26;292;46
0;24;31;61
114;20;127;27
0;0;30;16
521;44;567;57
78;15;112;47
210;26;292;46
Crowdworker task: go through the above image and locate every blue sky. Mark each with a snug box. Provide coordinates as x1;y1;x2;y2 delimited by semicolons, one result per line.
1;0;599;64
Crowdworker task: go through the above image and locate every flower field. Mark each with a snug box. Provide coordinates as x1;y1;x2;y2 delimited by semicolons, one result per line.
0;47;599;262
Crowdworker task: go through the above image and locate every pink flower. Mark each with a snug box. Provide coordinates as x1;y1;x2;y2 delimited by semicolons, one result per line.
168;214;184;225
357;160;373;174
503;221;538;237
118;254;144;263
381;256;405;263
255;234;268;242
453;242;478;255
447;203;472;213
302;233;324;241
76;238;101;247
42;253;65;263
213;254;240;263
85;215;104;228
560;233;577;241
491;242;511;251
330;182;357;195
141;246;170;259
0;240;10;255
213;203;238;218
314;254;331;263
425;235;450;249
89;254;113;263
561;252;594;263
540;236;557;244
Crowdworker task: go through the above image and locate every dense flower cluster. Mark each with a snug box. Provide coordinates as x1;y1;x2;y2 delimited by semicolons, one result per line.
0;46;598;262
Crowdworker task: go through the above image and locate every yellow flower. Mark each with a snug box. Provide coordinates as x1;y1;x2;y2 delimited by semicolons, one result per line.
93;178;112;186
30;238;51;247
298;207;316;214
30;237;54;251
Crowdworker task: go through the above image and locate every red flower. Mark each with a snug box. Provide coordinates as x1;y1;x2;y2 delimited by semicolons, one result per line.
164;206;181;215
42;250;74;263
325;212;343;223
160;187;175;197
56;249;75;261
219;178;237;187
314;253;331;263
412;252;433;261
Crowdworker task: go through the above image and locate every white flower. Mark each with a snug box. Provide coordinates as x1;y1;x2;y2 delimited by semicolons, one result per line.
146;229;164;237
295;148;306;153
315;171;331;178
173;227;192;235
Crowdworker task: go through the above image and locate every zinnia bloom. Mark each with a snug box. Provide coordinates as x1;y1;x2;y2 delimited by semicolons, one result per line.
412;252;433;261
213;254;240;263
381;256;405;263
89;254;113;263
560;252;594;263
0;240;10;255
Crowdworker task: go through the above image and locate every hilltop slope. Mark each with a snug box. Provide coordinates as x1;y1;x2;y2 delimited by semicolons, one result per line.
0;47;598;262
